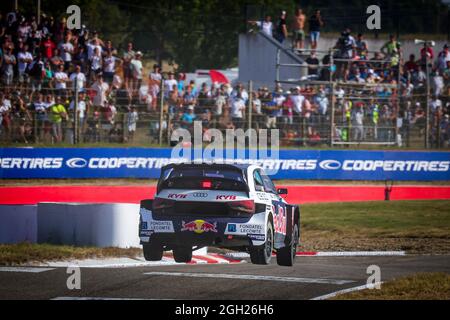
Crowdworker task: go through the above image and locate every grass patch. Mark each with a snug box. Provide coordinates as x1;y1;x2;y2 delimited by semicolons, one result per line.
334;273;450;300
300;200;450;253
0;243;141;266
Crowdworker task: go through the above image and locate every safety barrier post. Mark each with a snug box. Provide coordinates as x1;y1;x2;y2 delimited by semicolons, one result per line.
159;79;164;146
248;80;253;130
74;79;79;144
329;49;335;147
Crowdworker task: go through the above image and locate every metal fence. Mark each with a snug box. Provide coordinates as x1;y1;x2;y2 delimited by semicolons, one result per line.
0;66;449;149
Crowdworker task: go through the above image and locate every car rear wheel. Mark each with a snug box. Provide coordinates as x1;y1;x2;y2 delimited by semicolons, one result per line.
173;246;193;263
249;221;273;265
276;224;299;266
143;242;164;261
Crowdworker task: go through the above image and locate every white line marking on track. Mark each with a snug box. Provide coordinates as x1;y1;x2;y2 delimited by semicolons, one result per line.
316;251;405;257
51;297;174;300
311;282;384;300
0;267;55;273
144;272;355;285
225;251;406;259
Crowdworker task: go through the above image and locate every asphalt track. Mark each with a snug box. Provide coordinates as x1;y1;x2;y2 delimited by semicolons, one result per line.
1;255;449;300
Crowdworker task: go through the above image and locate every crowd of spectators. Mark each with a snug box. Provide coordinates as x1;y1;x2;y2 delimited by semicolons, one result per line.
0;9;153;144
250;8;450;147
0;8;449;147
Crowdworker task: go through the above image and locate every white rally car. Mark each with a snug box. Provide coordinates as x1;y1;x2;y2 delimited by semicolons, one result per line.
139;163;300;266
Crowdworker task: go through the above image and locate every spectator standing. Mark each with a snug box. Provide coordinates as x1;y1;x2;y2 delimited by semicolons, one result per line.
351;103;364;141
197;82;212;114
252;15;273;37
419;43;434;68
73;46;88;73
50;48;64;69
69;64;86;91
92;74;110;109
89;47;103;80
309;10;324;50
49;96;67;143
230;93;246;129
164;72;178;98
381;35;401;60
355;33;369;59
58;33;74;70
274;11;288;44
0;93;12;139
31;93;47;141
1;45;16;86
17;44;33;93
122;42;135;90
181;105;196;130
41;35;56;61
282;91;294;126
148;64;162;110
103;50;116;84
130;51;143;93
314;86;329;117
292;8;306;50
54;64;69;96
436;44;450;73
69;90;89;133
404;54;418;73
305;51;320;77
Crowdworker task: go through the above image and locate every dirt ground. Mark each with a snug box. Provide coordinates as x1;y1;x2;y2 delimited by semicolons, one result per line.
300;231;450;254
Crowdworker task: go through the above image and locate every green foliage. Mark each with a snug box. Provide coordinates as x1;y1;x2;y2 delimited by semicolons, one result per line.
4;0;448;71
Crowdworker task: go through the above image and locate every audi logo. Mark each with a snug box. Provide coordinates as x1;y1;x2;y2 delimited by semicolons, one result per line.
193;192;208;198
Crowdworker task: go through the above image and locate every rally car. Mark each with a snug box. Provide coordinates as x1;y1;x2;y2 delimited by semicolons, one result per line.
138;163;300;266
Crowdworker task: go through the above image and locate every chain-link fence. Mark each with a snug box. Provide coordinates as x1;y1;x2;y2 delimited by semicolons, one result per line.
0;70;449;149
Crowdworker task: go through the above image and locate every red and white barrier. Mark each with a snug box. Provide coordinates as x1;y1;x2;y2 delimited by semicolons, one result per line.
1;185;449;205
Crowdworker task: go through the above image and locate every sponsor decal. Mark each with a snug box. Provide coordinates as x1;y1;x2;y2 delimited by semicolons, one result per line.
319;160;341;170
147;220;174;233
140;230;153;236
66;158;88;168
216;195;237;200
181;220;218;234
0;158;63;169
193;192;208;198
167;193;187;199
228;223;264;235
273;203;287;235
141;222;148;229
248;234;265;241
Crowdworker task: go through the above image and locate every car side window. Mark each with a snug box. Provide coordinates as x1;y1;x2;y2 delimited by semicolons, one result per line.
261;171;277;194
253;170;265;191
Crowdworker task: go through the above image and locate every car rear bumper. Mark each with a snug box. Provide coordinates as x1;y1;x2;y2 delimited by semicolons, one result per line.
139;208;268;248
140;232;252;248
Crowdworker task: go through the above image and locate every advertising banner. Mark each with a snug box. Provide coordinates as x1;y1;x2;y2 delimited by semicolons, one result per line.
0;148;449;181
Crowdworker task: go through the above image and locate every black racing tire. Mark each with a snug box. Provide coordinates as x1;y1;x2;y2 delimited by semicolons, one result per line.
249;221;274;265
143;242;164;261
173;246;193;263
276;223;299;267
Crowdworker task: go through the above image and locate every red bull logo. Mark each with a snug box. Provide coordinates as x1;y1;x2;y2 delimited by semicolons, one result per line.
181;220;218;234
